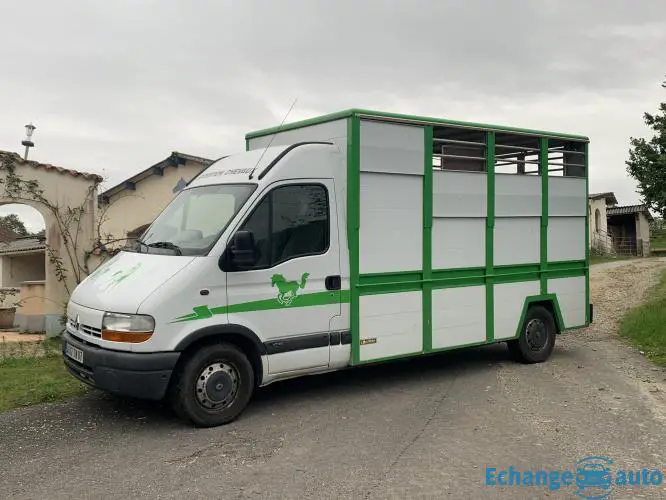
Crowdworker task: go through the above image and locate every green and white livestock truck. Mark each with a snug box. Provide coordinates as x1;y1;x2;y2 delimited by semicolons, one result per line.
62;109;592;427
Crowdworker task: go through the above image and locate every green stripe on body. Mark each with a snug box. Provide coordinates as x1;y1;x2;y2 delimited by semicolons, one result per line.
485;131;496;342
423;126;433;352
348;116;362;364
584;142;591;324
172;290;350;323
357;262;586;295
510;294;566;339
173;260;585;324
245;109;589;143
540;137;549;295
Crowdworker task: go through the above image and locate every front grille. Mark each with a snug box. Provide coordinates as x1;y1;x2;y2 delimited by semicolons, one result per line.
67;318;102;338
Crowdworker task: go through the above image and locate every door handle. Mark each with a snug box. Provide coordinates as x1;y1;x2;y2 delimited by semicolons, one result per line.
325;275;341;291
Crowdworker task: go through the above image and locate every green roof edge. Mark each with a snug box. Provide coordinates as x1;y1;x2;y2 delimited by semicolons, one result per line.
245;108;590;142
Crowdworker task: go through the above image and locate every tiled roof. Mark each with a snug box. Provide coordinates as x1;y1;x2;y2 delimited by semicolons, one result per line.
99;151;214;201
0;235;46;255
607;204;654;221
171;152;214;165
0;150;103;183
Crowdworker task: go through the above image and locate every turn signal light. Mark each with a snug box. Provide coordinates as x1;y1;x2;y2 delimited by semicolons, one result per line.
101;331;153;343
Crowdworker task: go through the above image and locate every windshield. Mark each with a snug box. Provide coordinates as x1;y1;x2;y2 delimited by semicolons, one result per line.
133;183;256;256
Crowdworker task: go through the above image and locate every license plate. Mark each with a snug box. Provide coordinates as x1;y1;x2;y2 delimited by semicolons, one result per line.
65;343;84;364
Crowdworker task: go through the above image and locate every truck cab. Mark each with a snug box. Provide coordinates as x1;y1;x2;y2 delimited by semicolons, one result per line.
63;141;350;427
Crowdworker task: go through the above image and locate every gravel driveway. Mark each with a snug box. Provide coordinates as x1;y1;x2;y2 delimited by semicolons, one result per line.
1;259;665;499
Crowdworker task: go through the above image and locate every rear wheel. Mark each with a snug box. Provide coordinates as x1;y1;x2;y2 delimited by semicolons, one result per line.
169;342;254;427
507;305;556;363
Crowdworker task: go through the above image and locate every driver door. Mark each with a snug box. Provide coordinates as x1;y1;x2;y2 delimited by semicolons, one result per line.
225;180;342;374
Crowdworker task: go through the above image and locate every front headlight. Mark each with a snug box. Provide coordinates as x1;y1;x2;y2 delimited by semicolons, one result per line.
101;312;155;343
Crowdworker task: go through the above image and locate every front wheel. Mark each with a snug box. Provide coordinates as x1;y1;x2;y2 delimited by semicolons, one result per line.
169;342;254;427
507;305;556;364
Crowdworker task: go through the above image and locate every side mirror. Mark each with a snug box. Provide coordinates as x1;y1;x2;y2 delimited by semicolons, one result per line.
228;230;257;268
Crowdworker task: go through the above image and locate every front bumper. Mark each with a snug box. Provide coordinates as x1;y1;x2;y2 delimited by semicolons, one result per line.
62;332;180;400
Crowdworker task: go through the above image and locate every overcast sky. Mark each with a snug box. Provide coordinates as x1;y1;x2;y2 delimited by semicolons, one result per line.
1;0;665;231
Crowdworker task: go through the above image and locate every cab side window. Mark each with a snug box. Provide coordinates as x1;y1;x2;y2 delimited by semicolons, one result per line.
237;184;329;269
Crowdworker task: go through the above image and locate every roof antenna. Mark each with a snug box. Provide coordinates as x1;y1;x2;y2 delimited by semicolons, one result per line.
249;97;298;179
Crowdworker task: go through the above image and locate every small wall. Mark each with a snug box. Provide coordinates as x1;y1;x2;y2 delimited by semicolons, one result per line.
588;198;608;243
15;280;46;333
637;213;651;256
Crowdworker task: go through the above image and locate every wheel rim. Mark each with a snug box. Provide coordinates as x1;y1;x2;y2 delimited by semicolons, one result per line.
195;361;239;410
525;318;549;351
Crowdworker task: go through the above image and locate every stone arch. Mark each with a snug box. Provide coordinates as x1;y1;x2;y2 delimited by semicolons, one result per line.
0;151;102;335
0;202;49;332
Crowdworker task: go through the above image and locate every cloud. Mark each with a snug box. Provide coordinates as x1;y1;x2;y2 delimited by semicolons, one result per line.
0;0;664;223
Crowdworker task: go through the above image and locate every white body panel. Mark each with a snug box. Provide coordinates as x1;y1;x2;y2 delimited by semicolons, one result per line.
548;177;587;217
247;119;348;152
432;286;486;349
432;171;486;269
432;218;486;269
494;217;541;266
359;291;423;361
494;174;541;266
548;217;586;261
359;173;423;274
433;171;487;218
495;174;541;217
548;177;586;262
548;276;586;328
359;121;424;176
494;281;541;340
359;121;424;274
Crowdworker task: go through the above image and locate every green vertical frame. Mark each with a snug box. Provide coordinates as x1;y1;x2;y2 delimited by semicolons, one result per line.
584;142;590;323
539;138;549;294
423;126;433;352
348;115;362;364
485;132;495;342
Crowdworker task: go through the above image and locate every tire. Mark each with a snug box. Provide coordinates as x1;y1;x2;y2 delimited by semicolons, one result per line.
507;305;556;364
169;342;254;427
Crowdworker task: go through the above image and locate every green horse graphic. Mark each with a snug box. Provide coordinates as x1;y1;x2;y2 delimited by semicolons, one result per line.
271;272;310;306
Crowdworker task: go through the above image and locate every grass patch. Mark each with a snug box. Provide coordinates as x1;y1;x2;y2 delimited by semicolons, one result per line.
650;232;666;249
619;269;666;367
0;340;88;412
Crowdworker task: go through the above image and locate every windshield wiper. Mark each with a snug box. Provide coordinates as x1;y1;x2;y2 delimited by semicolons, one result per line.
135;239;149;252
145;241;183;255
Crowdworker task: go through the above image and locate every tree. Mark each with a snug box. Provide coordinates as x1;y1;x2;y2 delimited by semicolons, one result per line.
0;213;29;238
626;76;666;217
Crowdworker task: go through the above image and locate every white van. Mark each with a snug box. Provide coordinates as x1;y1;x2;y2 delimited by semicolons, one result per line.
62;109;593;427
